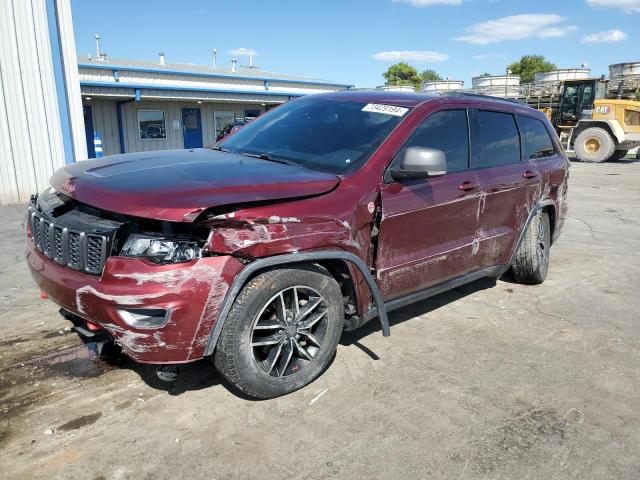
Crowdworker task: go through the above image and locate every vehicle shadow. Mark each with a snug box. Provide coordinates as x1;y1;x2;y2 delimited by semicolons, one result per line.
340;277;498;359
120;351;338;401
119;358;226;397
110;277;499;397
569;157;639;164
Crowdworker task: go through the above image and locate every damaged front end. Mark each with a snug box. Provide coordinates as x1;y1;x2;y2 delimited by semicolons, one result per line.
26;190;245;363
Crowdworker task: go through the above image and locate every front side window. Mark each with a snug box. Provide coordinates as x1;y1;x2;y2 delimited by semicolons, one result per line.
138;110;166;140
218;97;408;174
625;109;640;127
398;109;469;173
478;110;520;167
518;115;555;160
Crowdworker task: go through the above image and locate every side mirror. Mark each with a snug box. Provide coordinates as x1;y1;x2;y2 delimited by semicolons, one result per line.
387;147;447;181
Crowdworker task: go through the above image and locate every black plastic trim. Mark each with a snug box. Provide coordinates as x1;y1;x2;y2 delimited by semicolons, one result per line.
203;251;390;356
508;200;554;265
345;265;509;331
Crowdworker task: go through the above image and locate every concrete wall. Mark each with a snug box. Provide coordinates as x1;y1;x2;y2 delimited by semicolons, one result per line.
85;99;265;156
0;0;86;205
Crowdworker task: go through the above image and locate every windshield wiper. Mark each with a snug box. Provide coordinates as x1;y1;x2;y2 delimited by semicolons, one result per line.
236;151;300;167
210;145;231;152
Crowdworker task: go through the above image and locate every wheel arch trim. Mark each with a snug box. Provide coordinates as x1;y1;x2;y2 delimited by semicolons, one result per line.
508;200;555;265
203;251;390;356
573;120;625;145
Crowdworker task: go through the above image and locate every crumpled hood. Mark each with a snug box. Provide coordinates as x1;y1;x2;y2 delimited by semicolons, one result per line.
50;149;340;222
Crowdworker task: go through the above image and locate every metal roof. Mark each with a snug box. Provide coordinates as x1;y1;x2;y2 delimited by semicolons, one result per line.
77;55;353;88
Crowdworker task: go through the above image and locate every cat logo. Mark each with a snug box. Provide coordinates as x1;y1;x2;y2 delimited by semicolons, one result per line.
595;105;610;114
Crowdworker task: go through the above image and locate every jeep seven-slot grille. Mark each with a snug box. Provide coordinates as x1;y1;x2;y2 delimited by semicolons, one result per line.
28;206;111;275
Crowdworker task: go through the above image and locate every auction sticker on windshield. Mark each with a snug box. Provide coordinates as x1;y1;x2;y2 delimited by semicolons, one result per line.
362;104;409;117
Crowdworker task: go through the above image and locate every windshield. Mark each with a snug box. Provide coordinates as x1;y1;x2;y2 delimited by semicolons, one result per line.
215;97;409;174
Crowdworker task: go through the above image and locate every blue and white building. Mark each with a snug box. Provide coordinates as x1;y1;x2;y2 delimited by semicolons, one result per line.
0;0;86;205
78;53;353;157
0;0;352;204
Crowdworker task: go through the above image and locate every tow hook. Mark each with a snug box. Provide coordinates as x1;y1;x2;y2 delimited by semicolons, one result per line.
156;365;180;382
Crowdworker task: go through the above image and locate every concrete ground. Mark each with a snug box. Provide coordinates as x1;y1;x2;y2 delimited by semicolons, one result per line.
1;159;639;479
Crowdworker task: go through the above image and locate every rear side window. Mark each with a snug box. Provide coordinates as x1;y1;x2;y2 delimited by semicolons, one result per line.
478;110;520;167
518;115;555;160
400;110;469;173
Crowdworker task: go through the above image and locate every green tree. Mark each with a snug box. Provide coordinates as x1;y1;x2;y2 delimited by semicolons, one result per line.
383;63;421;89
507;55;557;84
419;69;443;83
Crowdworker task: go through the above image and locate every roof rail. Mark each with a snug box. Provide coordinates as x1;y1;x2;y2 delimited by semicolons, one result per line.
440;91;526;105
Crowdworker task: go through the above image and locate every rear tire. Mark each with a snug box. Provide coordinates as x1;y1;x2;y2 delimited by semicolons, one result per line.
574;127;616;163
610;150;629;161
214;265;344;399
511;211;551;285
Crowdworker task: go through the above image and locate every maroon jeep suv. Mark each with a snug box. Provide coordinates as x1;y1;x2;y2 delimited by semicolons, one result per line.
26;91;568;399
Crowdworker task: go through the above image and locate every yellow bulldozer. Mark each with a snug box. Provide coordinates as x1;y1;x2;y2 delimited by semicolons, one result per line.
521;64;640;162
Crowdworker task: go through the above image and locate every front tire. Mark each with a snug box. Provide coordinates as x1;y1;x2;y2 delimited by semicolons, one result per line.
511;211;551;285
214;265;344;399
574;127;616;163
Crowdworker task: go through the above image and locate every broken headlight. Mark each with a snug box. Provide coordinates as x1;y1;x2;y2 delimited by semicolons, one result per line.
120;234;202;264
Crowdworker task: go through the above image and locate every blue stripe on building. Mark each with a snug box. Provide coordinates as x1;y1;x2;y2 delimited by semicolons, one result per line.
45;0;75;164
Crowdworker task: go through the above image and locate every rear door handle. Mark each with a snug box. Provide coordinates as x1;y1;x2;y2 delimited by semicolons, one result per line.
458;181;479;191
523;170;538;179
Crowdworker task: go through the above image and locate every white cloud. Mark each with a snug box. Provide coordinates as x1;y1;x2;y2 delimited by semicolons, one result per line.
582;29;628;43
585;0;640;13
228;48;257;58
392;0;462;6
455;14;577;45
373;50;450;63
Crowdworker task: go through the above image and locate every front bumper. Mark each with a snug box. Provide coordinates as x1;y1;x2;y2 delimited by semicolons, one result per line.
26;241;244;363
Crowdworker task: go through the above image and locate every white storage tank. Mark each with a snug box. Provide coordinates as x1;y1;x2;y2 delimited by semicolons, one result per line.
534;68;591;83
423;80;464;92
471;74;521;97
376;85;416;92
609;62;640;78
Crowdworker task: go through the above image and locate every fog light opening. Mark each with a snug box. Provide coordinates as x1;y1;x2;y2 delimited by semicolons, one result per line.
117;308;170;329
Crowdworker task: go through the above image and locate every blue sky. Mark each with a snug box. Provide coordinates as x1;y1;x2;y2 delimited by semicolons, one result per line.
71;0;639;87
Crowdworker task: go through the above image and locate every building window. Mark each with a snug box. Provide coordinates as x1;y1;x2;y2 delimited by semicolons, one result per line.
138;110;166;140
214;111;235;140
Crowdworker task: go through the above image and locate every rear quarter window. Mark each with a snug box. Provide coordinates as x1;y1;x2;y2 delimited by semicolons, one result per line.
517;115;556;160
478;110;520;168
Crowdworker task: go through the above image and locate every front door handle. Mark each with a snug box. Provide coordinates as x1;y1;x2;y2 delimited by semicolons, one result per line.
523;170;538;179
458;181;479;191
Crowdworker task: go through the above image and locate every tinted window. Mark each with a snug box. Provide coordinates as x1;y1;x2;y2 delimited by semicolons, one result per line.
518;115;555;160
219;98;407;174
478;110;520;167
400;110;469;173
